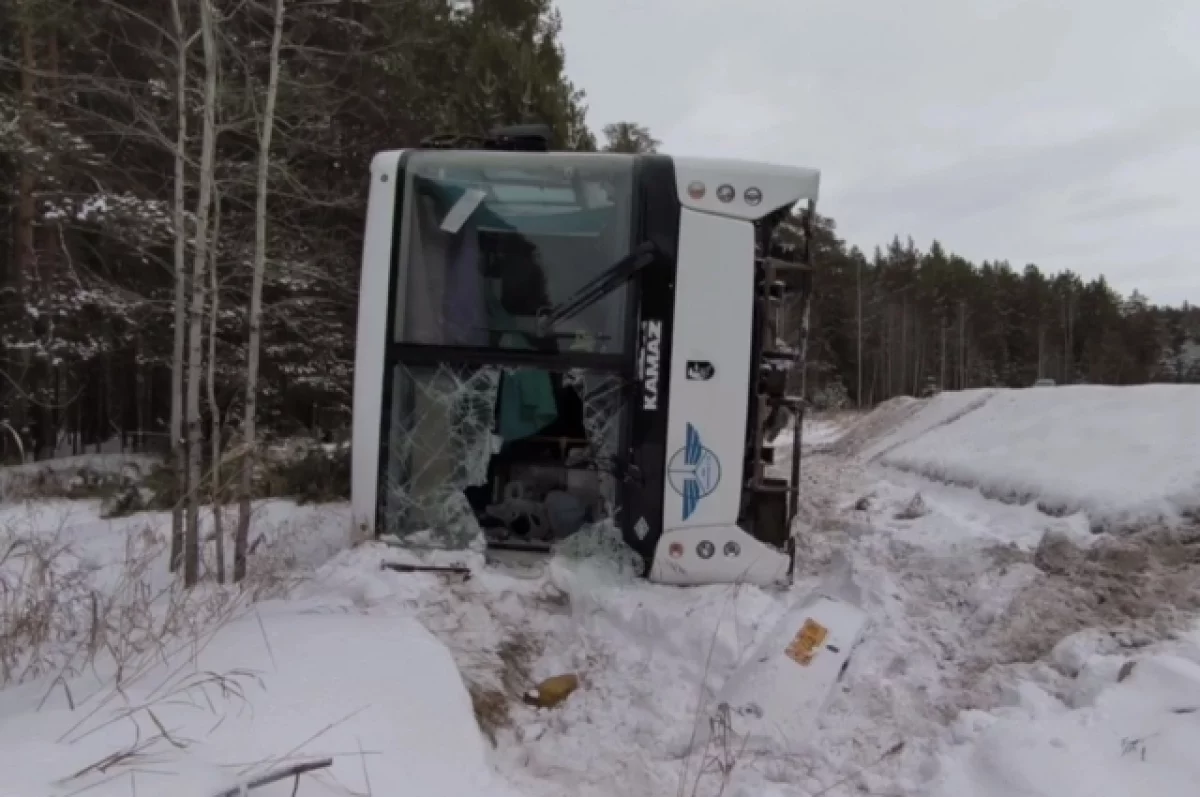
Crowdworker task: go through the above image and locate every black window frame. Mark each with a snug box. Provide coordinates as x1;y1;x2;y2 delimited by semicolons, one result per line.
373;150;653;538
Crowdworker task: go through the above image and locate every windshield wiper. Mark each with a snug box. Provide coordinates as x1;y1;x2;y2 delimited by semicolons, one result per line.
535;241;663;335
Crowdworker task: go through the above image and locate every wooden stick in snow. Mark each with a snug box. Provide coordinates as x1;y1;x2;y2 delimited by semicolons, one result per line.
209;757;333;797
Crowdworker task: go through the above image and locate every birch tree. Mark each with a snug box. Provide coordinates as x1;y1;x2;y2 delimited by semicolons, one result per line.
9;1;38;453
169;0;192;574
234;0;286;583
208;187;226;584
183;0;220;587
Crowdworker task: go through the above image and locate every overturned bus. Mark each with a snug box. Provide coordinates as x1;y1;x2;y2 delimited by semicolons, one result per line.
350;126;817;587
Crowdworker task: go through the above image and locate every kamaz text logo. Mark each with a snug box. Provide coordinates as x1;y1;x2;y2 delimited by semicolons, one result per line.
639;319;662;410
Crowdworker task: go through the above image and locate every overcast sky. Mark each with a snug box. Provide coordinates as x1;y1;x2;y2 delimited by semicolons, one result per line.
553;0;1200;306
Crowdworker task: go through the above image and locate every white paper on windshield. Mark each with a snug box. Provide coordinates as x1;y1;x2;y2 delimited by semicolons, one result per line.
440;187;487;233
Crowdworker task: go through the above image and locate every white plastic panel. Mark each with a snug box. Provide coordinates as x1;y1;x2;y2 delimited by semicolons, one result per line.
649;524;790;586
661;207;754;531
698;593;868;751
350;149;405;537
673;156;820;221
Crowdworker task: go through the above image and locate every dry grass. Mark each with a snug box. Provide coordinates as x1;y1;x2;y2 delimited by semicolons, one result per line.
1;512;221;690
0;497;327;694
0;501;349;794
467;628;542;745
468;683;511;746
412;579;547;747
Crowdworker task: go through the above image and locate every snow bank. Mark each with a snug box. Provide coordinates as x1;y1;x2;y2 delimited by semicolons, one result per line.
0;612;521;797
862;385;1200;529
933;633;1200;797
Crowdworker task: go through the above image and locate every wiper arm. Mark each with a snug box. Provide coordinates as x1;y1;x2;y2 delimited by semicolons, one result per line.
536;241;662;335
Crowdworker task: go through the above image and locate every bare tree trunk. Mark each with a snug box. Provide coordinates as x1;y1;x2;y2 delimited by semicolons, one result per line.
1062;291;1074;384
884;304;893;398
235;0;287;584
134;336;145;450
795;280;812;400
1037;320;1046;380
184;0;219;588
208;188;225;584
958;300;967;389
11;6;38;456
38;29;63;458
911;315;921;394
16;11;36;284
168;0;190;573
855;258;863;407
939;315;947;390
868;340;879;406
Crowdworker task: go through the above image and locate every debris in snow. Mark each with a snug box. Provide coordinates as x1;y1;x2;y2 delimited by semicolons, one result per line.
523;673;580;709
381;560;473;579
894;492;929;520
209;758;333;797
968;525;1200;668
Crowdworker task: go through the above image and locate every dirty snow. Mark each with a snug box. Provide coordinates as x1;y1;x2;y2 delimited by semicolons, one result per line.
0;385;1198;797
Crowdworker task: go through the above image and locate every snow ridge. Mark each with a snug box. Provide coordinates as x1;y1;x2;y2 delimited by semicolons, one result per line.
854;385;1200;531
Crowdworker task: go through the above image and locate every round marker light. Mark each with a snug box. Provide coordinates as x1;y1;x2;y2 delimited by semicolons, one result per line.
744;186;763;206
669;542;685;558
697;540;715;559
716;184;735;203
687;181;706;200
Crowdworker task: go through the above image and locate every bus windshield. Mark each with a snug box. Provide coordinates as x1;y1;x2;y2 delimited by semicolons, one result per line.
392;150;636;356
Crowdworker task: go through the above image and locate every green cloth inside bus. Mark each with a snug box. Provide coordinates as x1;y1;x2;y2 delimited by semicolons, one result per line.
496;336;558;443
489;288;557;442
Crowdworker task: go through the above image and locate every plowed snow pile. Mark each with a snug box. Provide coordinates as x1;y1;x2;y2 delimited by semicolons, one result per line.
859;385;1200;530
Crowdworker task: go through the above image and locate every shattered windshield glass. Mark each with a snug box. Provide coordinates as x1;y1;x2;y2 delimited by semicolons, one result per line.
379;361;625;548
379;151;638;550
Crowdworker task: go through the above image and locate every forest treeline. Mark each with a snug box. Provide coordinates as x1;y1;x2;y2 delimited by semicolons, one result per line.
3;0;1197;468
801;218;1200;408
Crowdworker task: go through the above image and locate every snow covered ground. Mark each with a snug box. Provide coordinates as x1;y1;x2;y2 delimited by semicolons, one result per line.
0;388;1198;797
862;385;1200;530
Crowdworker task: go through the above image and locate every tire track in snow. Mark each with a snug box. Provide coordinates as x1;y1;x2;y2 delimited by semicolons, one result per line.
779;447;1055;794
865;391;997;464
